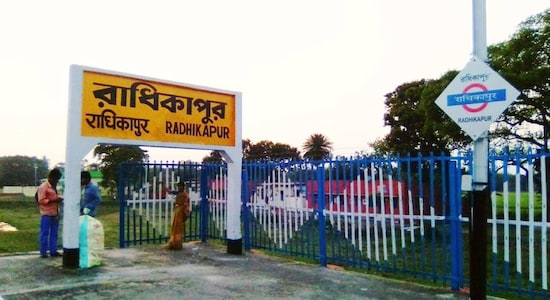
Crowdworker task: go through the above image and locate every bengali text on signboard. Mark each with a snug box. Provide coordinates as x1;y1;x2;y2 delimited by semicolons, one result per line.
81;71;236;146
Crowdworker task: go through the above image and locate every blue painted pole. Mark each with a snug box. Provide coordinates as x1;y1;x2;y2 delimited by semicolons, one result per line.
242;169;251;251
118;163;126;249
317;165;327;267
200;166;209;243
449;161;463;291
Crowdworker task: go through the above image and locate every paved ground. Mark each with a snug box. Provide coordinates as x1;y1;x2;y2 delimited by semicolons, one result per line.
0;242;472;300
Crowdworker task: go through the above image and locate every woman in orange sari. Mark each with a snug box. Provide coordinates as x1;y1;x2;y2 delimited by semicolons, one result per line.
167;182;190;250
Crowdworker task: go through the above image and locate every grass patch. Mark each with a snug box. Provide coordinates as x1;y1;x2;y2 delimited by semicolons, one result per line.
2;193;546;299
493;191;544;219
0;195;120;254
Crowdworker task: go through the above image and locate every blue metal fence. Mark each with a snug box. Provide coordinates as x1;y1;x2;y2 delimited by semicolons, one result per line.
118;150;549;299
242;154;466;288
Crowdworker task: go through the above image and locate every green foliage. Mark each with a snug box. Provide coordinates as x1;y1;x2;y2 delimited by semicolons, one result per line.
303;133;333;160
202;151;224;164
246;140;275;161
493;191;544;219
0;156;49;187
203;139;302;162
489;9;550;150
243;139;301;161
374;9;549;156
93;145;148;195
486;8;550;218
247;141;268;160
372;73;469;155
270;142;301;160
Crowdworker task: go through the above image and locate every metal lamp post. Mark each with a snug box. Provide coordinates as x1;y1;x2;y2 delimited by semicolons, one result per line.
34;163;37;186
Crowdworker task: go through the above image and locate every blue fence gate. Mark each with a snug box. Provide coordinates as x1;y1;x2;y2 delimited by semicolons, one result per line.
118;162;230;247
118;149;549;299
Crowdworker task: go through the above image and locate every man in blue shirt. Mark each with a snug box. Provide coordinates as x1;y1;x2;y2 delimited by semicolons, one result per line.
80;171;101;217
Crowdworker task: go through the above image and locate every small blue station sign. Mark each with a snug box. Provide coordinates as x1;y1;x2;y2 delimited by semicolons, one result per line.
435;56;520;140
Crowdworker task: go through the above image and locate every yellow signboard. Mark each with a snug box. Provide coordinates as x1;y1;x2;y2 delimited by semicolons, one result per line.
81;71;236;146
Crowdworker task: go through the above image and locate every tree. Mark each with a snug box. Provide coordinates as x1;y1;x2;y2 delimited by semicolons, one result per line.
202;139;301;163
202;151;224;164
371;73;469;155
373;9;550;156
93;145;148;195
270;143;301;160
488;9;550;150
372;9;550;215
245;140;271;161
244;140;301;161
0;156;49;186
303;134;333;160
242;139;252;157
487;9;550;217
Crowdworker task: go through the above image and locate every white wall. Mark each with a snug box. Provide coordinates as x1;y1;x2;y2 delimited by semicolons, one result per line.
2;186;37;197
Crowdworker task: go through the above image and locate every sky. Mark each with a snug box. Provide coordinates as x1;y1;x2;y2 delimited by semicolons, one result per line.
0;0;548;166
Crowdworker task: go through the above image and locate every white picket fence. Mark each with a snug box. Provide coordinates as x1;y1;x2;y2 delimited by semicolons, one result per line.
489;154;549;292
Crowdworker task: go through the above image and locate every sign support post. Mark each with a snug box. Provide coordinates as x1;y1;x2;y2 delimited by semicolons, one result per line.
435;2;519;298
471;1;488;299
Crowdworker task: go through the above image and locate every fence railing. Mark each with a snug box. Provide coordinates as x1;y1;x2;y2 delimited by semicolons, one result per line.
118;149;549;299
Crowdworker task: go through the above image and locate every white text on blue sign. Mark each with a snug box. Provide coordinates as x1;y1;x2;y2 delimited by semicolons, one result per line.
447;89;506;106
